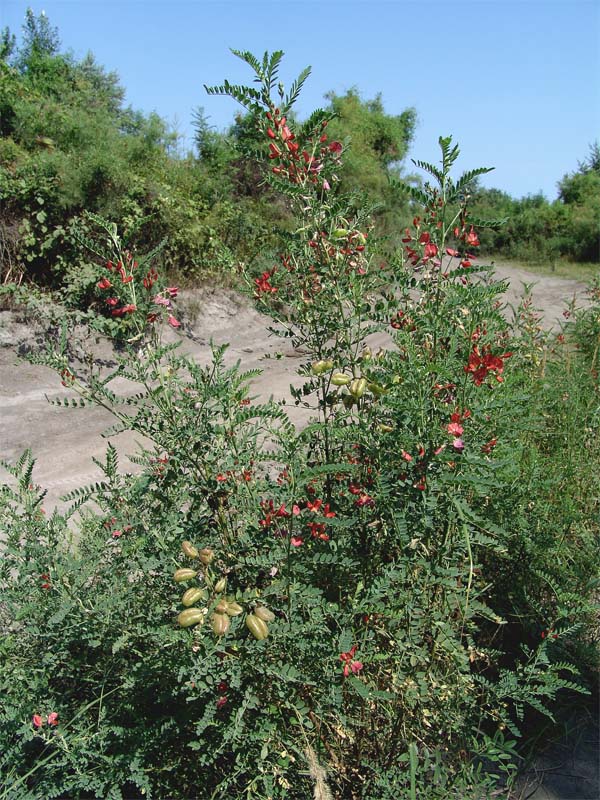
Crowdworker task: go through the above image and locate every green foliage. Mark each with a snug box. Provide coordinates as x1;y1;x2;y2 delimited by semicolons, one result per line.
471;142;600;264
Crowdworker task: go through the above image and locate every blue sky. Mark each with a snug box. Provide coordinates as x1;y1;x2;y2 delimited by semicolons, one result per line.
2;0;599;199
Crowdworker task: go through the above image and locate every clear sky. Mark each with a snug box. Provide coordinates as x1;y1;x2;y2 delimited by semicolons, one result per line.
2;0;599;199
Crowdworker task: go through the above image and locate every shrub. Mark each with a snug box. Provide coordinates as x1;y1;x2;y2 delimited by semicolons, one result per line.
1;50;597;799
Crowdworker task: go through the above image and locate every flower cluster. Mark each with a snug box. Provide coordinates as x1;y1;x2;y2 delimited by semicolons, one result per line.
32;712;59;728
465;346;512;386
259;496;336;546
265;107;341;189
339;645;363;677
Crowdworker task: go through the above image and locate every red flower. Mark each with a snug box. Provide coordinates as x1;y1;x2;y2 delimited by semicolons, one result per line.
216;696;228;709
97;278;112;290
254;269;277;296
307;521;329;541
329;141;343;154
481;438;497;454
465;346;512;385
446;247;460;257
465;227;480;247
423;242;438;259
168;315;181;328
47;712;59;726
32;714;44;729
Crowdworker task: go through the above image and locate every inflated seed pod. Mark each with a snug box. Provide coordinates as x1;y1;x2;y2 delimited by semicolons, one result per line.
174;568;197;583
226;601;244;617
214;577;227;594
246;614;269;640
211;613;230;636
181;540;199;559
331;372;351;386
349;378;368;399
198;548;214;566
311;360;329;376
181;587;206;607
332;228;349;239
177;608;206;628
215;599;229;614
254;606;275;623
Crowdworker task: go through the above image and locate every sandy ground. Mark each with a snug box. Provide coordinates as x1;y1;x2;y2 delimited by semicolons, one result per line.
0;263;597;798
0;262;590;513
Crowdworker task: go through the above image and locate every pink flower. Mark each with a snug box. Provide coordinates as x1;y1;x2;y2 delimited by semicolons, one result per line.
290;536;304;547
166;287;179;298
216;696;228;709
47;712;59;726
32;714;43;729
154;295;171;307
111;529;122;538
168;315;181;328
340;645;364;677
322;179;331;191
447;422;464;437
446;247;460;257
452;438;465;452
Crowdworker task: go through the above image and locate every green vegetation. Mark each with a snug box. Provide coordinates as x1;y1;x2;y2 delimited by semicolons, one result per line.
471;142;600;267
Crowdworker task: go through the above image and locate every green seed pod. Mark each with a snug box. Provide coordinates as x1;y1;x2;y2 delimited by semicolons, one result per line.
377;423;394;433
361;346;372;362
211;613;230;636
354;231;367;246
226;601;244;617
174;568;197;583
368;382;387;398
214;577;227;594
177;608;205;628
310;360;329;376
246;614;269;640
182;587;206;607
198;548;214;565
181;540;199;559
349;378;368;399
215;599;229;614
254;606;275;623
331;372;351;386
332;228;349;240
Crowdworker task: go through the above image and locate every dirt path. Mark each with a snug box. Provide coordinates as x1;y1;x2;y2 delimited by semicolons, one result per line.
0;263;590;514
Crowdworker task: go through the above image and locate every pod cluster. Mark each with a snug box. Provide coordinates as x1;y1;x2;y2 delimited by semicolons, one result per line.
173;541;274;640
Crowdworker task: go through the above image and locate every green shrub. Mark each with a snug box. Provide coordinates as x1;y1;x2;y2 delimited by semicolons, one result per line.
1;50;597;800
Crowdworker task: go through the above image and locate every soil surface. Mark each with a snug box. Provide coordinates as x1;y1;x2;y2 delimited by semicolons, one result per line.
0;263;596;799
2;261;588;514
